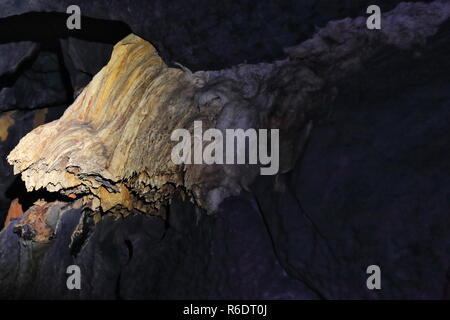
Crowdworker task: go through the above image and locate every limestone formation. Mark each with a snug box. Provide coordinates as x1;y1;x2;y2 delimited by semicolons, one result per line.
0;111;15;142
7;1;450;218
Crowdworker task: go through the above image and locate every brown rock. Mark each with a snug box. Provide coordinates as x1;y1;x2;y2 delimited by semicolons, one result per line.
0;111;15;142
13;200;64;243
4;198;23;228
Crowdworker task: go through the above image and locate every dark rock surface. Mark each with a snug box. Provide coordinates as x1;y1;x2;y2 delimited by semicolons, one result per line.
0;51;67;111
60;38;113;95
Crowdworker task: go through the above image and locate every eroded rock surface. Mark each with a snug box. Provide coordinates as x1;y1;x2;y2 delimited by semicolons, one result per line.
8;1;450;216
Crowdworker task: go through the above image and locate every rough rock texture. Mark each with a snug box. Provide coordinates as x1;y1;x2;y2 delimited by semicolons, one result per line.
0;0;438;70
9;35;194;216
0;0;449;300
0;111;15;141
60;38;114;96
0;51;67;111
4;198;23;228
8;2;450;216
0;0;442;217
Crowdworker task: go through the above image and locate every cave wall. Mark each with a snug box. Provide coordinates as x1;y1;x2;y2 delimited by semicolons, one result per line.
0;1;449;299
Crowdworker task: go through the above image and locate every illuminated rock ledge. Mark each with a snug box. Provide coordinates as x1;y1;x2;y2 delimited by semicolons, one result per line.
7;1;450;218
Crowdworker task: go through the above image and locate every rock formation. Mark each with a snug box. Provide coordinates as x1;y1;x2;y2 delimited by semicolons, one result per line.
0;0;449;299
8;1;450;217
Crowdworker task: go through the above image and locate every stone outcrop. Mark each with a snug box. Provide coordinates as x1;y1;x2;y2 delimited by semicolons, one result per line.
0;111;15;142
7;1;450;217
0;0;449;300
